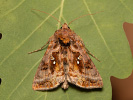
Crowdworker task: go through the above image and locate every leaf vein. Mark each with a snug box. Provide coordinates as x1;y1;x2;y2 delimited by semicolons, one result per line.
0;6;60;68
0;0;26;18
44;92;47;100
119;0;133;14
57;0;65;29
35;94;44;100
7;58;42;99
83;0;120;67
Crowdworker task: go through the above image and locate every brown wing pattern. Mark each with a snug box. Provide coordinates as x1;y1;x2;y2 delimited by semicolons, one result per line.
32;23;103;90
67;36;103;89
32;37;64;90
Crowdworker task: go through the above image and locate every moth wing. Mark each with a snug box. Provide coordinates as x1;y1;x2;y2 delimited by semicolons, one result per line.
68;37;103;89
32;39;64;90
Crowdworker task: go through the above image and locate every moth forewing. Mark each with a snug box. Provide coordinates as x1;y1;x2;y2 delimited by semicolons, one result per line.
31;23;103;90
30;8;103;91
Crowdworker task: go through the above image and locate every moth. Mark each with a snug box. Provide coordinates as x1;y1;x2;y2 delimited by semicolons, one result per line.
29;10;103;90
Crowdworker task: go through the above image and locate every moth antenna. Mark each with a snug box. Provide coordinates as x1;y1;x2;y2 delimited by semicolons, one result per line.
68;11;104;25
32;9;62;25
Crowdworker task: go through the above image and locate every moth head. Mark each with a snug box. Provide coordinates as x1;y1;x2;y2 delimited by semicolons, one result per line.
60;23;70;29
55;23;72;45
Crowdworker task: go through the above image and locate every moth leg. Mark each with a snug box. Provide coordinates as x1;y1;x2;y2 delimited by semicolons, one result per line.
28;41;49;54
85;47;100;62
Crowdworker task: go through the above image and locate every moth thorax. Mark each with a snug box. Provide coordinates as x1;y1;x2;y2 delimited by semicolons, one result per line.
61;37;70;44
59;37;70;46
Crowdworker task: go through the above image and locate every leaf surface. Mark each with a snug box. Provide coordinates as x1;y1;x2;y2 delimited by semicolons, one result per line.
0;0;133;100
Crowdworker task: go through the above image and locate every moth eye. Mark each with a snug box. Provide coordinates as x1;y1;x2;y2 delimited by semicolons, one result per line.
53;61;56;64
77;61;80;64
60;27;62;29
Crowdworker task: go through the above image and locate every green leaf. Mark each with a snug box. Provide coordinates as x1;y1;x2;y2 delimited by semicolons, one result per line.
0;0;133;100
